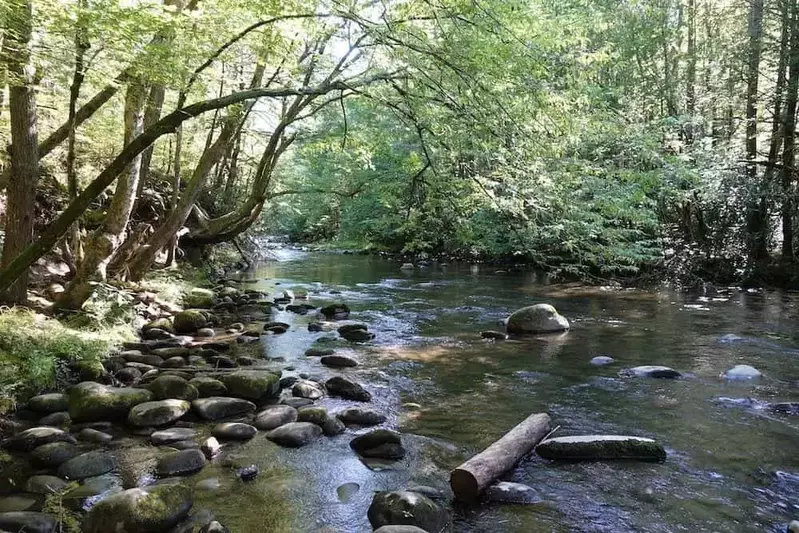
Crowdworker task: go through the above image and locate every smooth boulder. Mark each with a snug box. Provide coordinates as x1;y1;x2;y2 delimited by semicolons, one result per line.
221;371;280;401
128;399;190;427
506;303;569;334
3;427;75;452
536;435;666;462
82;483;193;533
337;407;386;426
266;422;322;448
148;375;199;401
156;449;206;477
57;450;117;480
0;512;58;533
367;491;449;533
189;377;227;398
485;481;540;504
321;354;359;368
192;397;255;421
211;423;256;441
350;429;405;459
722;364;761;380
27;393;68;414
151;427;197;445
253;405;297;431
326;376;371;402
68;382;152;422
620;366;681;379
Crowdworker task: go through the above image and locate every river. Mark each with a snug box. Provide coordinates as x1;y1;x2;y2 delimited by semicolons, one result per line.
190;247;798;532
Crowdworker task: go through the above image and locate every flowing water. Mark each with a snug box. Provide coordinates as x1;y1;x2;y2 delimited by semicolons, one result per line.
190;247;798;532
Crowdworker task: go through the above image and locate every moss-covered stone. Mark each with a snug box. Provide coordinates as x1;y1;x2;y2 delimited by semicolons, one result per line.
68;382;153;422
81;483;193;533
27;393;68;414
128;399;190;427
506;303;569;334
221;371;280;401
296;406;328;427
535;435;666;462
142;318;174;333
148;375;198;401
184;288;215;309
188;377;227;398
173;310;208;334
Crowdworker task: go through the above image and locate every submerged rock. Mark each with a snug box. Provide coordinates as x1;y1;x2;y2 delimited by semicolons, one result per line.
156;449;206;477
721;364;762;380
506;303;569;334
620;366;681;379
485;481;540;504
304;348;334;357
350;430;405;459
536;435;666;462
373;527;429;533
337;407;386;426
211;423;256;441
321;354;359;368
320;303;350;320
480;330;507;340
772;402;799;415
367;491;449;532
82;483;193;533
590;356;615;366
292;380;325;400
266;422;322;448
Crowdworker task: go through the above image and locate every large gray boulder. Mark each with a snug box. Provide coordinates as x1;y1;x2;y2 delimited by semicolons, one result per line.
266;422;322;448
128;399;191;427
67;382;152;422
350;430;405;459
253;405;297;431
506;303;569;334
367;491;449;532
82;483;193;533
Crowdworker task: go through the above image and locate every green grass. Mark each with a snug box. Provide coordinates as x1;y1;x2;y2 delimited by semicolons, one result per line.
0;307;133;405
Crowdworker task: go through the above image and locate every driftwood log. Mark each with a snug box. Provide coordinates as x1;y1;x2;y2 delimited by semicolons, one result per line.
450;412;551;502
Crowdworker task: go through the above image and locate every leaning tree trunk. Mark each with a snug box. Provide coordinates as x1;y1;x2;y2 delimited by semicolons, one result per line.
1;0;38;304
57;79;147;310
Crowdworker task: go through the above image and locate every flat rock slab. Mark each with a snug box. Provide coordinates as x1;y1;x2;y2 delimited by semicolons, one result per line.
266;422;322;448
57;450;117;480
151;427;198;445
536;435;666;462
620;365;681;379
212;423;257;441
192;397;255;421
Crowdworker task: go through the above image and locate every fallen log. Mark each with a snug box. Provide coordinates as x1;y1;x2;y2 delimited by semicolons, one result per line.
450;412;551;502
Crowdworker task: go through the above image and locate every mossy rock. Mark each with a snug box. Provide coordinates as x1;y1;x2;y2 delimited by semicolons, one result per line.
81;483;193;533
173;310;208;334
506;303;569;334
68;382;153;422
221;371;280;401
296;406;328;427
184;288;215;309
367;491;449;532
73;360;108;382
27;393;68;414
188;377;227;398
535;435;666;462
148;376;199;401
142;318;174;333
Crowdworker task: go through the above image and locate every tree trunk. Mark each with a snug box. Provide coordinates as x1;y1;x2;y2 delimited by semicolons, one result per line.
138;84;165;194
450;413;551;502
744;0;767;264
781;1;799;260
1;0;38;304
57;79;147;310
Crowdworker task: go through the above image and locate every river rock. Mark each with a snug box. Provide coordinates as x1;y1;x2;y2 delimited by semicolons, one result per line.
3;427;76;452
60;473;123;511
174;310;208;334
322;416;346;436
221;371;280;401
58;450;117;480
305;348;334;357
162;356;187;369
77;428;113;444
266;422;323;448
116;367;142;384
326;376;371;402
340;329;374;342
82;483;193;533
122;351;165;366
350;430;405;459
200;520;230;533
590;356;615;366
148;376;199;402
322;354;359;369
320;303;350;320
152;347;190;359
292;380;325;400
128;399;191;427
337;323;368;335
308;322;324;332
722;364;762;380
367;491;449;532
30;441;77;467
506;303;569;334
196;328;215;338
480;330;507;340
485;481;540;504
212;423;256;441
192;397;255;421
151;427;197;445
0;512;58;533
68;382;153;422
297;407;328;426
620;366;681;379
374;527;429;533
189;377;227;398
185;288;215;309
254;405;298;430
337;407;386;426
24;475;68;495
201;437;221;459
772;402;799;415
536;435;666;462
156;449;206;477
282;397;314;408
788;520;799;533
38;411;70;427
27;393;68;414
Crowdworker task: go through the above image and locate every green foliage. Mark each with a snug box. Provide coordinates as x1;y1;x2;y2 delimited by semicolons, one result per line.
0;308;130;400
